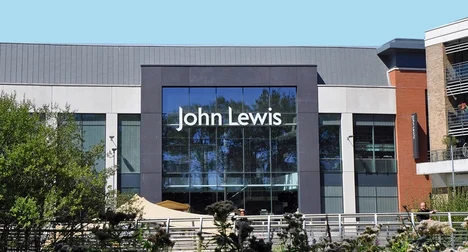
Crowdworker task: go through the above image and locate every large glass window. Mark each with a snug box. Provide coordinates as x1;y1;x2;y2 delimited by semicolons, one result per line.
118;115;141;194
319;114;342;213
162;87;297;214
353;115;396;174
75;114;106;172
353;114;398;213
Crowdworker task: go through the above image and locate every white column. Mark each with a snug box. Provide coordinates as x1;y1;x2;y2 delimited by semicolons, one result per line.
106;113;118;192
341;113;356;214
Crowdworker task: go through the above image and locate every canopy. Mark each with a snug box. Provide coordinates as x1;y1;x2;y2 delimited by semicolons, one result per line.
157;200;190;211
118;195;216;232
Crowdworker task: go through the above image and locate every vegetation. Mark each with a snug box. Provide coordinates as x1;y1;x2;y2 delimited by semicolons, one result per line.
201;200;272;252
430;187;468;222
0;92;109;249
3;92;468;251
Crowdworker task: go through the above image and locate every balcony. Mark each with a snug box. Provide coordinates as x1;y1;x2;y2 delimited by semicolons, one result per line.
354;159;396;174
447;107;468;137
417;147;468;176
446;61;468;96
428;147;468;162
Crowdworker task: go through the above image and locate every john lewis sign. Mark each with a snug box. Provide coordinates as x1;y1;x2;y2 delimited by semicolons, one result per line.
176;107;282;131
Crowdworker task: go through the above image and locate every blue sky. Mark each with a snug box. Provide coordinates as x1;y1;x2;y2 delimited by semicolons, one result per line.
1;0;467;47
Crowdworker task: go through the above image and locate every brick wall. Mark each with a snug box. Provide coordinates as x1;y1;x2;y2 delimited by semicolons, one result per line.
389;69;432;210
426;44;450;151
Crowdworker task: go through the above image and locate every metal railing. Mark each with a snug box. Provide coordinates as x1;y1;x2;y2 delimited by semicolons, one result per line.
448;107;468;137
446;61;468;96
4;212;467;251
446;61;468;82
429;146;468;162
150;212;468;250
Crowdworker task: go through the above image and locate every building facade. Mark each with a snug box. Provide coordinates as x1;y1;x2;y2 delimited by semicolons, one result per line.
0;40;430;214
417;18;468;189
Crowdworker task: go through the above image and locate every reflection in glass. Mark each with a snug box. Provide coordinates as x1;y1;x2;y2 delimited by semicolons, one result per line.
270;88;297;113
189;88;216;113
216;88;243;113
353;115;397;213
319;114;341;171
243;88;269;112
118;115;141;193
75;114;106;172
163;88;189;114
319;114;343;213
162;87;298;215
353;114;396;174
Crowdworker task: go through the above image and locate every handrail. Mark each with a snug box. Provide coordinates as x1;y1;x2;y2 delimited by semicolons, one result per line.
446;61;468;82
3;212;468;250
428;146;468;162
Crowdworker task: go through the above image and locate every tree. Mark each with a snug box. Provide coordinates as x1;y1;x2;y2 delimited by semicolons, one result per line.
0;92;109;250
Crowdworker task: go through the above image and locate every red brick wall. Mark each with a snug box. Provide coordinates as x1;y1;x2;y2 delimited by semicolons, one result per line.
389;69;432;211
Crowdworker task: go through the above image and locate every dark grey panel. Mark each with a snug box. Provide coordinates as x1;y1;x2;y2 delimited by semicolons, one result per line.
141;67;162;113
188;67;270;86
269;67;298;85
299;171;321;213
161;66;189;85
140;172;162;203
297;67;318;113
297;112;319;173
0;43;389;86
140;113;162;165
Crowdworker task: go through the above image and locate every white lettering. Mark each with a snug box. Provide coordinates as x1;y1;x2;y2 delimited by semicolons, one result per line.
237;113;249;126
176;107;184;131
248;112;268;125
184;112;197;126
176;106;283;130
211;113;222;126
228;107;239;125
198;107;209;126
268;107;273;125
272;113;282;125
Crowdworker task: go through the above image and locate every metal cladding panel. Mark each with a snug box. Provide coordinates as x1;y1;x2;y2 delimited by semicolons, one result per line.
0;43;388;86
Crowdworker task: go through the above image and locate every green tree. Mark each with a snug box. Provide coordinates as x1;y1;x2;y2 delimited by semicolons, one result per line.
0;92;109;250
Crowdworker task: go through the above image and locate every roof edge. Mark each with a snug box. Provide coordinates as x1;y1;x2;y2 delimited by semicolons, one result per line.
0;41;379;50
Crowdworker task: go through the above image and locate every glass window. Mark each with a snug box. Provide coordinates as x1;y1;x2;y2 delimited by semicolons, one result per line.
189;87;216;113
118;115;141;173
118;115;141;193
353;114;397;213
75;114;106;172
353;114;396;173
270;87;297;113
162;88;189;115
272;126;297;172
355;174;398;213
216;87;243;113
161;87;298;215
243;88;269;112
321;172;343;214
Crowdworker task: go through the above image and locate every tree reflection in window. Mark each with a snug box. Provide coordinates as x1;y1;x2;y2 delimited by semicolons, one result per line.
161;87;298;214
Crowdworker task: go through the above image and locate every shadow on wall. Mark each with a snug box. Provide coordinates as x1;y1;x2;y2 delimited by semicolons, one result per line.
317;73;325;84
416;124;429;164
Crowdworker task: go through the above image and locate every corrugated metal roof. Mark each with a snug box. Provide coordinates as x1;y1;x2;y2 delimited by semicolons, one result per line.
0;43;388;86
